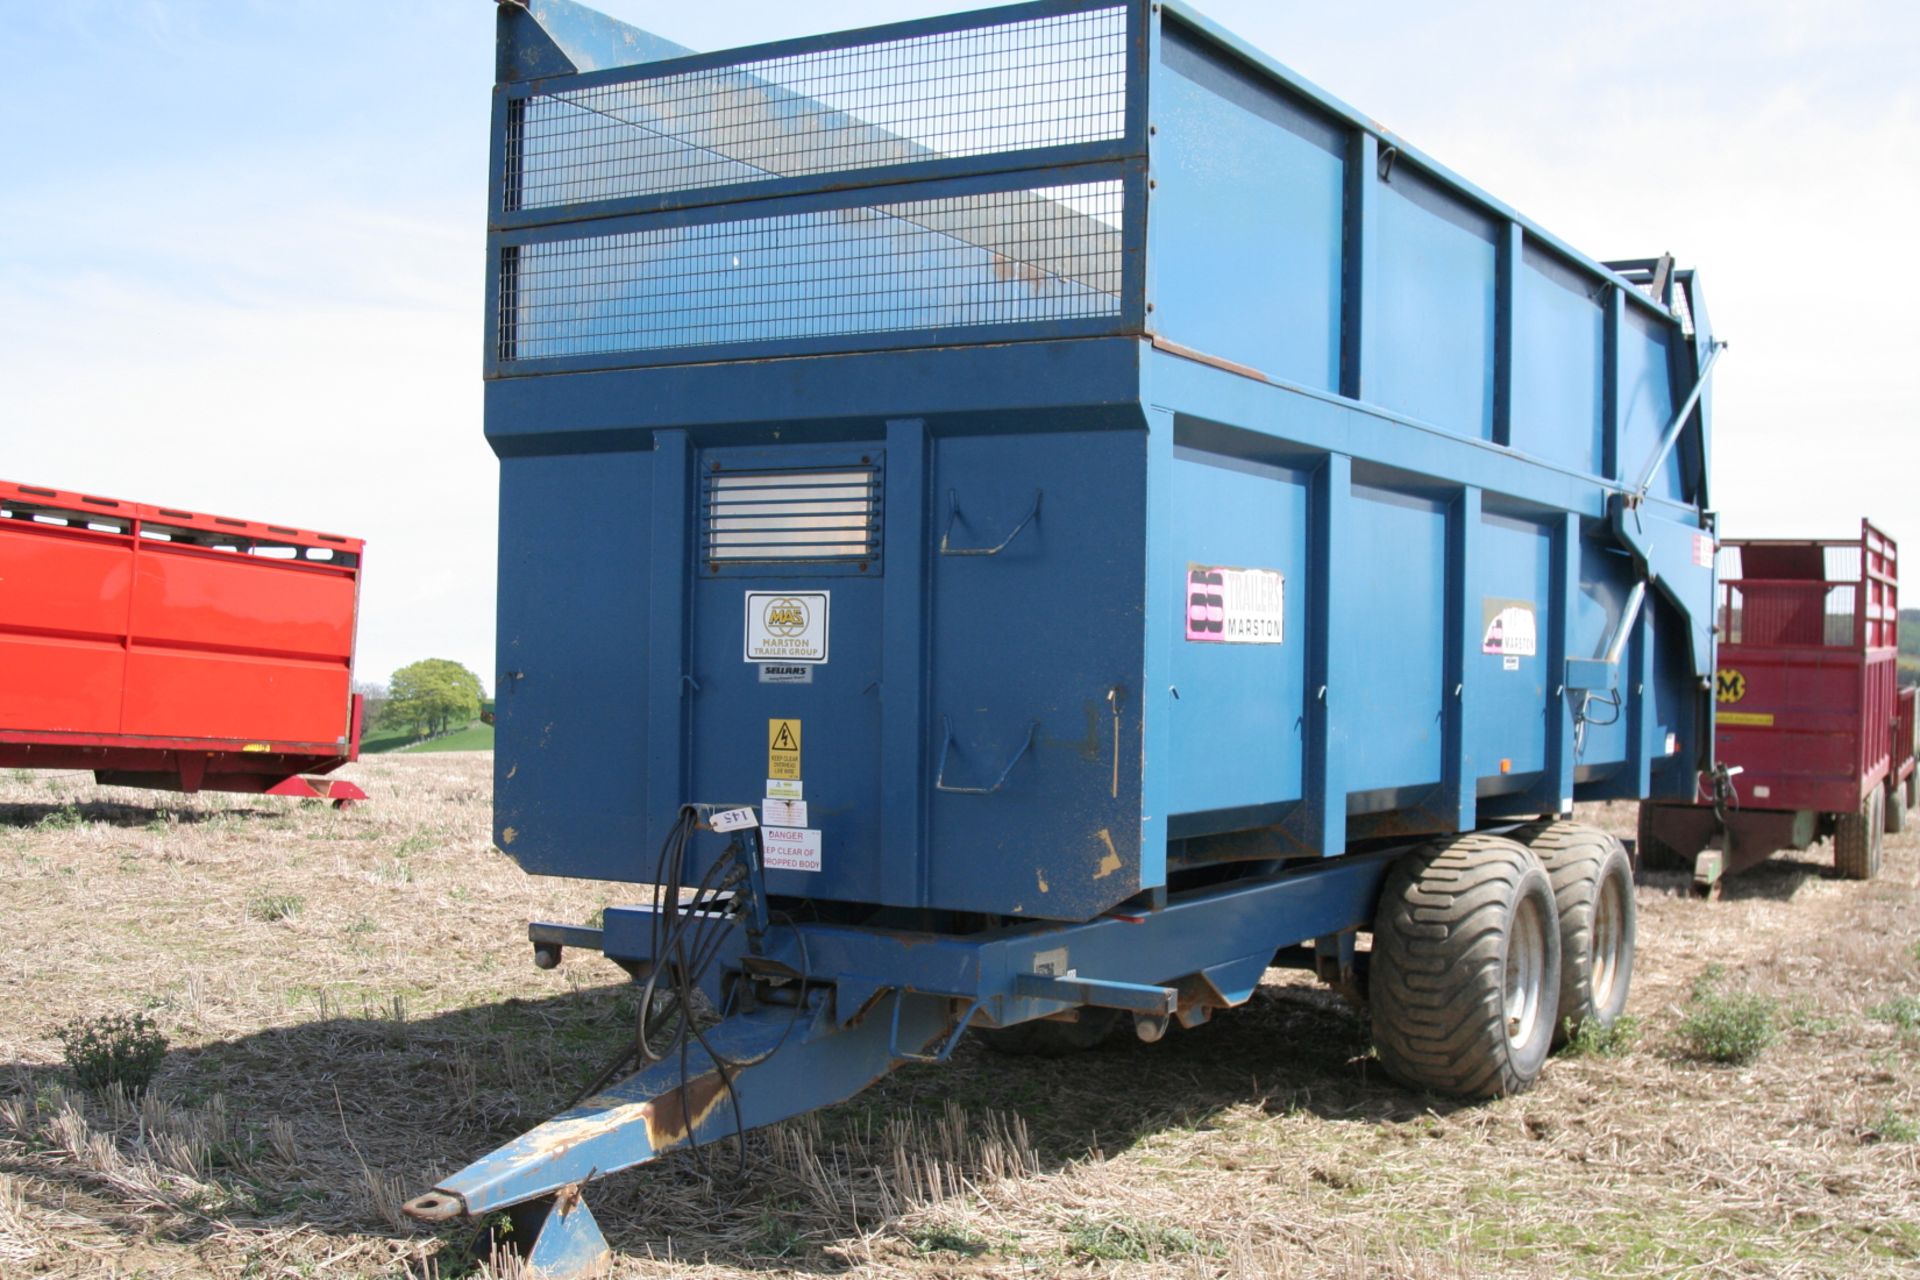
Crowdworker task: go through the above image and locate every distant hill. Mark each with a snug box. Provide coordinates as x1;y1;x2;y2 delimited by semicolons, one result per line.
361;701;496;755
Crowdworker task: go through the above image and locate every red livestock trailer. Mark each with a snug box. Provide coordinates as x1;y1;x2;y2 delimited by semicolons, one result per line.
1640;519;1909;888
0;479;366;806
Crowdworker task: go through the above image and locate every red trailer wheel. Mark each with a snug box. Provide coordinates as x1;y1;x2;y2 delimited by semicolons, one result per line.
1834;788;1883;881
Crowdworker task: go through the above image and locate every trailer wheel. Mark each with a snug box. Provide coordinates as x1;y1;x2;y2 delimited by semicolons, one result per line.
1634;803;1688;872
1907;772;1917;813
1369;834;1560;1099
977;1008;1121;1057
1511;821;1636;1047
1834;788;1884;881
1886;780;1908;836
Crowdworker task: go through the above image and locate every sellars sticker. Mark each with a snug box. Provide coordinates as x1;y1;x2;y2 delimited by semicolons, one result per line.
768;719;801;780
763;827;822;872
1481;598;1537;657
758;664;813;684
745;592;829;664
1185;565;1285;644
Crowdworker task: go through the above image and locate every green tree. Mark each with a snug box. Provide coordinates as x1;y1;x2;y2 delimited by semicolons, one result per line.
382;659;485;740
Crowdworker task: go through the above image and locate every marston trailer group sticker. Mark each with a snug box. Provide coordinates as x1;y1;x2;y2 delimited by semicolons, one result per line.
1185;566;1285;643
745;591;829;663
1481;599;1538;657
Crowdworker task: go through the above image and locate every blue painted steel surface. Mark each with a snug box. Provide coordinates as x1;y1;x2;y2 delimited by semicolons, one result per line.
451;0;1723;1259
488;0;1716;913
435;995;953;1214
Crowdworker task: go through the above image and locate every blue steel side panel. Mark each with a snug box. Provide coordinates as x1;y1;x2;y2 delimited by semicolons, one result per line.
1343;481;1447;793
497;0;692;83
494;452;653;877
1165;447;1310;821
1363;169;1498;442
1469;509;1553;786
1569;530;1636;773
1513;244;1607;475
927;427;1147;919
1647;596;1695;796
1617;307;1684;504
687;441;888;904
1148;24;1344;391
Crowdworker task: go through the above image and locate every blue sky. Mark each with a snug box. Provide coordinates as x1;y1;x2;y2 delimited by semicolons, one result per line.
5;0;1915;688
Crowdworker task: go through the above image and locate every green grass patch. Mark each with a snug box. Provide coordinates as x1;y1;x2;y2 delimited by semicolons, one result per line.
1563;1013;1640;1058
1873;1108;1919;1143
1674;967;1775;1065
246;893;305;923
38;804;86;830
1869;995;1920;1030
355;723;422;754
400;721;494;753
905;1224;989;1256
55;1010;168;1095
1062;1217;1212;1262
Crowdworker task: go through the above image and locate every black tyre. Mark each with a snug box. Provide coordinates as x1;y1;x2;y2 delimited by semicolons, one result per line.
1370;833;1561;1099
1834;788;1884;881
1511;821;1636;1047
1906;772;1917;813
1634;803;1688;872
1886;780;1909;836
977;1008;1121;1057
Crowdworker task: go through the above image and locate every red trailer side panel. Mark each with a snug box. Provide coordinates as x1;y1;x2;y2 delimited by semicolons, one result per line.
125;546;357;745
0;479;363;756
1712;520;1897;816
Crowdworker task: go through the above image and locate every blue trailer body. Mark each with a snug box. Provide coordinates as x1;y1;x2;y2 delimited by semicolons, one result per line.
411;0;1720;1266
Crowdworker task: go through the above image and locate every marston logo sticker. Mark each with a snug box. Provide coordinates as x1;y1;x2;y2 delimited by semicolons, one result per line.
762;597;809;637
745;591;829;663
1716;669;1746;703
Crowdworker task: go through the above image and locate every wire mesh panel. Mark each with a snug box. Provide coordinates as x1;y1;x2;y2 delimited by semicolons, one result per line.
500;180;1125;361
507;5;1129;211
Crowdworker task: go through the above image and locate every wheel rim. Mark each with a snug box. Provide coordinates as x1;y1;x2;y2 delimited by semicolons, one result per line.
1590;872;1625;1012
1504;893;1548;1046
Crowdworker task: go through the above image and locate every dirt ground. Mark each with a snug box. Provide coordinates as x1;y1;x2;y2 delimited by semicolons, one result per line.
1;754;1916;1279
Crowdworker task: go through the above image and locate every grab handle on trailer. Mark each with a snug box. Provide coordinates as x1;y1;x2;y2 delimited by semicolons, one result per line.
933;715;1039;795
939;489;1041;556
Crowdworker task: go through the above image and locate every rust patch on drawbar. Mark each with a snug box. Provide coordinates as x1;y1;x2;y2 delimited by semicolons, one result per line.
642;1072;729;1150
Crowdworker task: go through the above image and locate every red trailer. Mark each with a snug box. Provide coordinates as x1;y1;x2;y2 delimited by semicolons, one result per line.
1640;519;1906;887
0;479;366;806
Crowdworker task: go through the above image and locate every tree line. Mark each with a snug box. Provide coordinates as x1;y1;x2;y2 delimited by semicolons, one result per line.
354;659;486;742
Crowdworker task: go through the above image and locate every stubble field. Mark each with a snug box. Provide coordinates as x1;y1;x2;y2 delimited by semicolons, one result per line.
2;754;1917;1278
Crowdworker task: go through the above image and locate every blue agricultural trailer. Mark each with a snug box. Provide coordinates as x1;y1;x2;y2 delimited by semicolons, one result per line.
404;1;1722;1270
